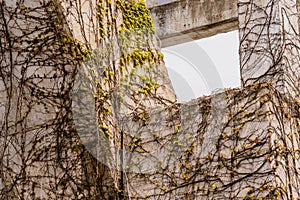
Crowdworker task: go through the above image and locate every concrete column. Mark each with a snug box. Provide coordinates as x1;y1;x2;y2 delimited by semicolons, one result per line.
238;0;300;97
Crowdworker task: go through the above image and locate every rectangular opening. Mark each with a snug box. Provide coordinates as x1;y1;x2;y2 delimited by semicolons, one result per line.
162;30;241;102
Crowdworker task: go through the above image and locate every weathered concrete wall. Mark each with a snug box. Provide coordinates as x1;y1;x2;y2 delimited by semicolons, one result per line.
148;0;238;47
2;0;300;199
0;1;84;199
239;0;300;98
122;83;300;199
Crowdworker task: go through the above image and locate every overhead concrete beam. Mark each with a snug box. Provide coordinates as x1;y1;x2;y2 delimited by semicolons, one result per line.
148;0;238;47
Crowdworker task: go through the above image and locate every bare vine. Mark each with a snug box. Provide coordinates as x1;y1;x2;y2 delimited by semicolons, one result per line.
1;0;300;199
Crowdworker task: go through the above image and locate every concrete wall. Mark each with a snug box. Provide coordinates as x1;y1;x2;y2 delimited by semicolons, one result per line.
238;0;300;98
1;0;300;199
123;84;300;199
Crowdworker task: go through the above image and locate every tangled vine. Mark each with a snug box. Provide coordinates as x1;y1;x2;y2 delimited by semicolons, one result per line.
1;0;300;199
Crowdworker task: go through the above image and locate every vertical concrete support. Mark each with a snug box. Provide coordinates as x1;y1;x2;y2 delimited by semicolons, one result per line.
0;0;176;198
238;0;300;97
63;0;177;198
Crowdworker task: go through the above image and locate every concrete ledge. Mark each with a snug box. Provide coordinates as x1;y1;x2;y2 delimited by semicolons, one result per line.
149;0;238;47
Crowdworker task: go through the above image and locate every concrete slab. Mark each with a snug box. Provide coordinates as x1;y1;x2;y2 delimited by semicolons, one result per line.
148;0;238;47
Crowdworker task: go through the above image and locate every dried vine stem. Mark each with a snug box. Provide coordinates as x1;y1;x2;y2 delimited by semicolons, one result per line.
1;0;300;199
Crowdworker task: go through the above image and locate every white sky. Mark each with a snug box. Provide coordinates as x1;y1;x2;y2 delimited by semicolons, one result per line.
162;30;241;102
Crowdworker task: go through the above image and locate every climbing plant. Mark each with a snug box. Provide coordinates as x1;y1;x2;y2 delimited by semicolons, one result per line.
1;0;300;199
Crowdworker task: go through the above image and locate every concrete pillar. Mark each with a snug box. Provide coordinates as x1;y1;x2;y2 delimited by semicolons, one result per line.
238;0;300;97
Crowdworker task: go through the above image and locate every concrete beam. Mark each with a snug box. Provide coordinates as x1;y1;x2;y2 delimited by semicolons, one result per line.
148;0;238;47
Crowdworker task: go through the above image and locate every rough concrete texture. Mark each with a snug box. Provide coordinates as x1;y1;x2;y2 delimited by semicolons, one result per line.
1;0;300;199
239;0;300;98
121;84;300;199
149;0;238;47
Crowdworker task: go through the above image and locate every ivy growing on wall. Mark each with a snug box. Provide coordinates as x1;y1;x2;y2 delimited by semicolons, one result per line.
1;0;300;199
